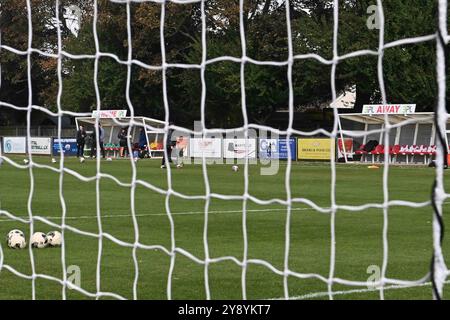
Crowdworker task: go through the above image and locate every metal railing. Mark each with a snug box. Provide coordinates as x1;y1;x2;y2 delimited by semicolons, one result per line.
0;126;76;138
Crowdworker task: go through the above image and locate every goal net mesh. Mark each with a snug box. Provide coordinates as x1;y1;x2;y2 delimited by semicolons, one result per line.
0;0;449;300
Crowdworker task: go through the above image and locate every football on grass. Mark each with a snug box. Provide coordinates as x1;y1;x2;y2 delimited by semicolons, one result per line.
232;165;239;172
7;231;26;249
46;231;62;247
31;232;48;248
6;229;25;244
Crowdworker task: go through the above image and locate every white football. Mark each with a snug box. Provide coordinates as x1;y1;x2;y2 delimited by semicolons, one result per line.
8;233;27;249
51;158;57;163
80;157;85;163
6;229;25;243
106;157;112;161
232;165;239;172
46;231;62;247
23;159;29;164
31;232;48;248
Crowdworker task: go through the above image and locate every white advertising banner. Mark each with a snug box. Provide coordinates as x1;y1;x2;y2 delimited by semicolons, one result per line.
190;138;222;158
223;139;257;159
30;137;52;155
92;110;127;118
362;104;416;115
3;137;26;154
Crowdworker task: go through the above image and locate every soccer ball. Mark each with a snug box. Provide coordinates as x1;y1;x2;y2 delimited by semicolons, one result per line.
46;231;62;247
6;229;25;243
23;159;29;165
232;165;239;172
106;157;112;161
7;231;26;249
80;157;85;163
51;158;57;163
31;232;48;248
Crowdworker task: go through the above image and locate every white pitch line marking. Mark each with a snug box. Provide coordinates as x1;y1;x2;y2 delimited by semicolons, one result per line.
270;280;450;300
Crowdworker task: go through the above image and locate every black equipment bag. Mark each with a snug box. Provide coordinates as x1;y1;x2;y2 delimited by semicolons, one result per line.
364;140;379;152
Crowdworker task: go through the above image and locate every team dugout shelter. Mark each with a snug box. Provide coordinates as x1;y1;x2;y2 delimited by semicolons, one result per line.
75;110;166;158
337;104;448;164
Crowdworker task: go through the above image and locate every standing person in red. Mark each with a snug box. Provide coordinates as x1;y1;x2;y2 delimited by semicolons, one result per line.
76;125;87;158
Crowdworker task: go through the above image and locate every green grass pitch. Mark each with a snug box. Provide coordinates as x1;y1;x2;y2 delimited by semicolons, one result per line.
0;156;449;300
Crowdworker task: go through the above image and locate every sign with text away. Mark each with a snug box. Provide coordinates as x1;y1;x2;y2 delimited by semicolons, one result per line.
362;104;416;115
259;138;297;160
297;138;334;160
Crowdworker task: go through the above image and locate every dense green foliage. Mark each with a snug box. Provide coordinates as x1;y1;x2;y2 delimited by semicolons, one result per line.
1;0;449;127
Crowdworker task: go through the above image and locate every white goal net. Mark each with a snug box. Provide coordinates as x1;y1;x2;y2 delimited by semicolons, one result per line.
0;0;449;300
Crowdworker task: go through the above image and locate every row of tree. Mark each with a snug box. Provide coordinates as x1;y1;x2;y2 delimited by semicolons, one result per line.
1;0;449;128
